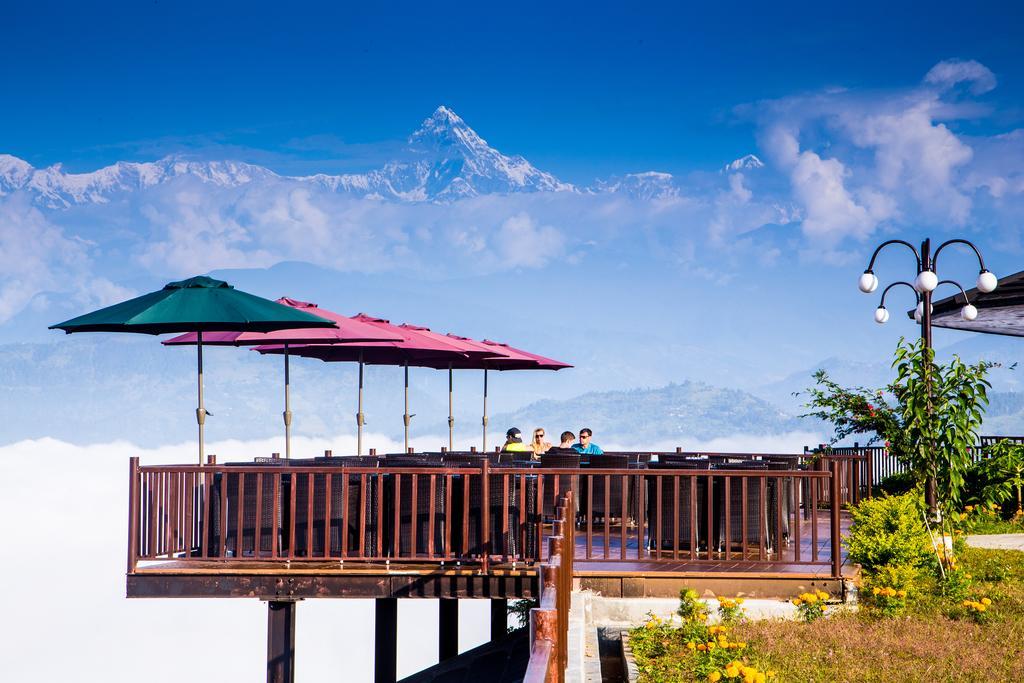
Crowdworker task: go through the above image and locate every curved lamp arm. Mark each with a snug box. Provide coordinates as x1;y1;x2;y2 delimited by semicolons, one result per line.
933;238;987;273
865;240;922;273
879;281;920;308
935;279;971;304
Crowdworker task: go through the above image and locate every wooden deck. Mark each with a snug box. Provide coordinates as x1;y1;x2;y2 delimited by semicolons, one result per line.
127;512;851;599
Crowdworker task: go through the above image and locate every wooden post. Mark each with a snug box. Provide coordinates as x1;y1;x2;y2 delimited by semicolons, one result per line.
267;600;296;683
127;457;139;574
375;598;398;683
830;460;842;579
481;459;491;572
438;598;459;661
490;599;507;641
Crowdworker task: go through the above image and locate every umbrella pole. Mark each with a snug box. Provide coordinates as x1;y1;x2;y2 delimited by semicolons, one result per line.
197;331;205;465
357;353;365;455
448;364;454;451
403;362;411;452
482;368;488;453
283;343;292;460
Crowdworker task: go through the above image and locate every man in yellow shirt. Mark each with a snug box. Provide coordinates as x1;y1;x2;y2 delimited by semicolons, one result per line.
502;427;530;452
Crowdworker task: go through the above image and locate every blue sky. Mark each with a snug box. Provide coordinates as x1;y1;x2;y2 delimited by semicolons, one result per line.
4;1;1023;180
4;2;1024;445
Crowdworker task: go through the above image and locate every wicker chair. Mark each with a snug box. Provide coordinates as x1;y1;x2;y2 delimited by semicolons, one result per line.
645;460;708;553
711;461;775;555
581;455;629;522
539;452;580;520
378;458;447;559
210;461;285;559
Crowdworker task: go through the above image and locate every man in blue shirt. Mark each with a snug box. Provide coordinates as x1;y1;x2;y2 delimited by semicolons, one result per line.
572;427;604;455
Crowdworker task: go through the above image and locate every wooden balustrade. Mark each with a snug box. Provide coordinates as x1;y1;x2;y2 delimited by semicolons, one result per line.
127;459;844;578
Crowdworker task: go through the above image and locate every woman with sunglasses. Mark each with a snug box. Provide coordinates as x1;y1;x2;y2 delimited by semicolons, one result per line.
530;427;552;457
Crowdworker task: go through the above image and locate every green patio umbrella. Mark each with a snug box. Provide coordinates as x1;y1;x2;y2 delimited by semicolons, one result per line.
49;275;336;463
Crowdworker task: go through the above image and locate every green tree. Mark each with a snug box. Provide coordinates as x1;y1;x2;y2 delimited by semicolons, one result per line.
978;439;1024;514
892;338;991;516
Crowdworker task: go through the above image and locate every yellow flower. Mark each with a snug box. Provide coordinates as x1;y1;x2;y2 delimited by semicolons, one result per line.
872;587;880;595
767;672;777;679
687;641;697;650
686;589;700;599
982;598;992;605
755;674;766;683
707;641;717;650
816;590;829;600
709;672;722;683
698;643;707;651
698;613;708;621
977;604;987;612
736;598;745;604
805;594;818;604
897;590;907;598
725;664;740;678
965;573;972;579
738;642;747;649
965;505;974;511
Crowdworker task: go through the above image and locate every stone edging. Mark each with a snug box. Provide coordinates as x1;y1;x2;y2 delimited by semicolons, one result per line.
619;630;640;683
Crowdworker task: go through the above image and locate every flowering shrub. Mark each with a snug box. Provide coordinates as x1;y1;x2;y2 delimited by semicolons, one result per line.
942;564;973;602
679;588;709;622
791;590;829;623
717;597;746;625
961;596;993;624
869;585;908;616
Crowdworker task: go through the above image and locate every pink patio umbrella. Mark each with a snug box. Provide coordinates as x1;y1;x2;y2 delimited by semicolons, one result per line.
418;336;572;452
256;314;478;453
163;299;402;458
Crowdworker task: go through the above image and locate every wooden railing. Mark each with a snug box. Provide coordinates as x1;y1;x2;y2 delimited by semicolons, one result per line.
128;458;845;578
524;491;574;683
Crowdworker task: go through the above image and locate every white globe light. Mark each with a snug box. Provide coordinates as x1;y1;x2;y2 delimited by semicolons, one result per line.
961;304;979;321
914;301;933;323
858;271;878;293
914;270;938;293
914;308;922;323
874;307;890;324
977;270;998;293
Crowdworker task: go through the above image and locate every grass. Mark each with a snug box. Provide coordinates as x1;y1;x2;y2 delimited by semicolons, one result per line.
629;547;1024;682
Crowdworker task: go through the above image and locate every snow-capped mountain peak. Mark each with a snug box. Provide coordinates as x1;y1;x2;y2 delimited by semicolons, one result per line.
723;154;765;173
0;106;718;206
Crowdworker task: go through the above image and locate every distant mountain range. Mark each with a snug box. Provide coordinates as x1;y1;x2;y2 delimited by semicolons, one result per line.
0;107;763;207
4;334;1024;448
489;380;807;445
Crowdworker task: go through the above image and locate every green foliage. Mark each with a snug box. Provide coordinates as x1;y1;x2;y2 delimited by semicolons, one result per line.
791;590;830;622
892;337;992;514
800;370;910;458
677;588;709;622
942;564;973;602
866;584;908;617
875;471;917;497
976;439;1024;514
845;493;932;580
716;597;745;625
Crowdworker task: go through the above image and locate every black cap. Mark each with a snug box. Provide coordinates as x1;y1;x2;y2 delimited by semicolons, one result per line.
506;427;522;438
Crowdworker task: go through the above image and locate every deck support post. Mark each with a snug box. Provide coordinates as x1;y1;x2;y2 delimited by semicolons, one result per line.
490;599;507;641
438;598;459;661
830;459;842;579
267;600;296;683
375;598;398;683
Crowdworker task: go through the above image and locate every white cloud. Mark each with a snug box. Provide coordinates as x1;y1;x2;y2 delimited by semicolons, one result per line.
765;127;882;244
490;212;565;268
0;194;131;323
0;433;492;683
924;59;997;94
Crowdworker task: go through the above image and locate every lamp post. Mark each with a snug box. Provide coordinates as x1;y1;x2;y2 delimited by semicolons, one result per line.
859;238;996;516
